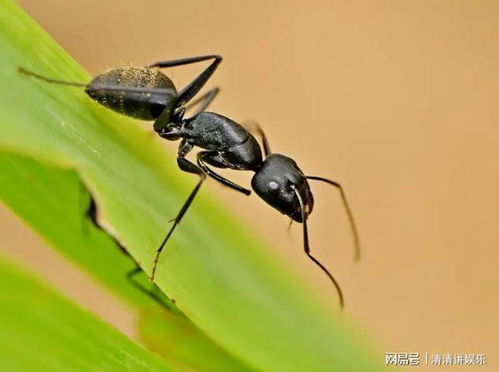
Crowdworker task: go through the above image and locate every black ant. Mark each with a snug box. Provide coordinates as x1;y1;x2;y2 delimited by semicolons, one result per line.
19;55;360;309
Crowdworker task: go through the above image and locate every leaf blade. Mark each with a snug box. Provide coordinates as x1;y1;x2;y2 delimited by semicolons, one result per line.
0;152;254;371
0;1;379;370
0;257;172;372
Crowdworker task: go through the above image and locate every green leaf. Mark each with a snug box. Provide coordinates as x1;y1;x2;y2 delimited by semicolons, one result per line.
0;1;379;370
0;257;172;371
0;152;252;371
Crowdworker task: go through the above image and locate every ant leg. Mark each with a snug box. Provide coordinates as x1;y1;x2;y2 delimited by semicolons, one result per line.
160;87;219;135
148;55;220;69
291;184;344;310
197;151;251;195
150;157;206;281
306;176;361;261
126;266;177;310
242;121;272;157
148;55;222;106
18;67;86;87
19;67;177;98
184;87;220;114
177;139;193;157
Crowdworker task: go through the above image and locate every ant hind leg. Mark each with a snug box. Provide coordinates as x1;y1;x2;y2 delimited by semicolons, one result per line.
148;55;222;106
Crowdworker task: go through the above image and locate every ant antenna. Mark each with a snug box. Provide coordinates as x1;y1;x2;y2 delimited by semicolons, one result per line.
291;184;344;310
18;67;87;87
306;176;361;261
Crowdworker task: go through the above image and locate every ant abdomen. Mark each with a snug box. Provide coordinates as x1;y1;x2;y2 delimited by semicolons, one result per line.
85;67;178;120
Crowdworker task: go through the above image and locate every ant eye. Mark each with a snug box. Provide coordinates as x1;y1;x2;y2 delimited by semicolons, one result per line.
268;181;279;193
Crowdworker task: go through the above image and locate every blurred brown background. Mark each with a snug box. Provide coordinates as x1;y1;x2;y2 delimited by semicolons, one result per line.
1;0;497;370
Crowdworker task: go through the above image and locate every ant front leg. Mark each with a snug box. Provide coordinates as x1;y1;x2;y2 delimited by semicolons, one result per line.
150;157;206;281
197;151;251;195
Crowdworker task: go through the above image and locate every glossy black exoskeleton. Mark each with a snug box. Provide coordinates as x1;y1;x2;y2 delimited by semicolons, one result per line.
20;56;359;309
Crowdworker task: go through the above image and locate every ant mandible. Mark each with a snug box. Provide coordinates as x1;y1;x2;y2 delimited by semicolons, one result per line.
20;55;360;309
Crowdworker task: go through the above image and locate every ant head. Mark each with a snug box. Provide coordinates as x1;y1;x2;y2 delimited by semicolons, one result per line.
251;154;314;222
85;67;178;121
